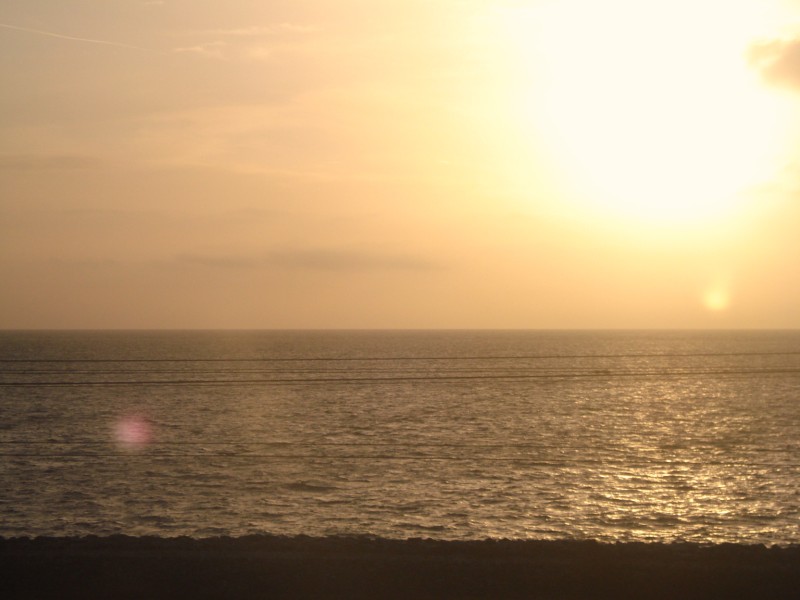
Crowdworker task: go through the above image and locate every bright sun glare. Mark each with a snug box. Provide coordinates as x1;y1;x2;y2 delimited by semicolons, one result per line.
500;0;792;226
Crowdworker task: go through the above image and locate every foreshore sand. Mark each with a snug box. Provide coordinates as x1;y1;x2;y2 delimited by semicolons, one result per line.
2;536;799;599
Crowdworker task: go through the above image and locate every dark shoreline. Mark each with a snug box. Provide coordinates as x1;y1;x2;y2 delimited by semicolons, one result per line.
2;536;799;599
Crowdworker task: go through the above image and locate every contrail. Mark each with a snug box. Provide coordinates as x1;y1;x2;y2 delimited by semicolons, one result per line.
0;22;150;51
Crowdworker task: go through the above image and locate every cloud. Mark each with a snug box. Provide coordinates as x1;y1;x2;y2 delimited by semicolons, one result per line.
173;40;227;58
245;45;273;61
171;22;318;61
178;249;443;271
0;22;152;51
748;37;800;89
126;87;462;180
172;39;275;62
0;154;103;170
198;24;318;37
172;24;316;61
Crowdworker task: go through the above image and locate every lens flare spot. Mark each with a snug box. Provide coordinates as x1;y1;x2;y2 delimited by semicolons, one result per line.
114;415;153;450
703;287;730;312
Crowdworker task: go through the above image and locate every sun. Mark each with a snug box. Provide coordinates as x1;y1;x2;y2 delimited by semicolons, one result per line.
498;0;792;226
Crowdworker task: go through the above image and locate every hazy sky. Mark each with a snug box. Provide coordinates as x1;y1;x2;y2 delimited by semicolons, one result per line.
3;0;800;329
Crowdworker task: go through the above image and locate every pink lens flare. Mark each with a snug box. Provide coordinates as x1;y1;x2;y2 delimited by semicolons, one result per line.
114;415;153;449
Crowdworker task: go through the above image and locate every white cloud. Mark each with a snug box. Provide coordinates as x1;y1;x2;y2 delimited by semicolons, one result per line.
0;154;103;170
199;24;319;37
171;23;319;60
0;22;151;51
178;248;442;271
173;40;227;58
749;37;800;89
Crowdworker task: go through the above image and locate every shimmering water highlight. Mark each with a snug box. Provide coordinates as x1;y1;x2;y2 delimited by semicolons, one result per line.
1;330;799;544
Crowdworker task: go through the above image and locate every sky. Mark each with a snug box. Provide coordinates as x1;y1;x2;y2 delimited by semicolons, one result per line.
2;0;800;329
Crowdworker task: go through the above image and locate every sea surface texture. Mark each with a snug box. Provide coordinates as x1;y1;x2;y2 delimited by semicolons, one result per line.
1;330;799;544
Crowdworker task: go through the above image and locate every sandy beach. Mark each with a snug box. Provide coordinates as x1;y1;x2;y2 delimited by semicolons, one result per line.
2;536;799;599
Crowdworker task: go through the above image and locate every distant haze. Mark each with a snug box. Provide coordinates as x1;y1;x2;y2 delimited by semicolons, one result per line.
2;0;800;329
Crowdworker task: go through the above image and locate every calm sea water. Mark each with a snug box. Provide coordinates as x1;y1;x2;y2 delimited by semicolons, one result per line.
1;330;799;544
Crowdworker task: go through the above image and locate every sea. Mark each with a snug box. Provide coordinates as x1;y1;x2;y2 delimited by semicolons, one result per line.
1;330;799;545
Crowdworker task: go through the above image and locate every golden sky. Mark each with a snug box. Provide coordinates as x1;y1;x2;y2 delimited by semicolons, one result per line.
2;0;800;328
